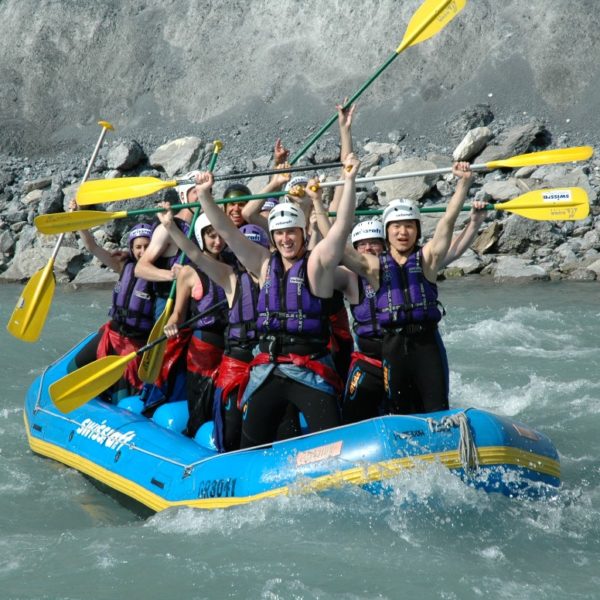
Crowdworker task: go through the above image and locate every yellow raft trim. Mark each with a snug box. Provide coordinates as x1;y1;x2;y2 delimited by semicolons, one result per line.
24;412;560;512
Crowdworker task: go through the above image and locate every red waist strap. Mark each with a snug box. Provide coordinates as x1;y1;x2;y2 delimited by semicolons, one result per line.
249;352;343;394
156;328;193;387
187;334;224;376
214;354;251;408
96;322;144;390
349;350;383;372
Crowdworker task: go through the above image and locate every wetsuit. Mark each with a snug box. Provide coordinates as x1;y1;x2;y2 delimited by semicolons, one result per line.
343;272;386;424
212;270;260;452
328;290;354;381
378;248;449;414
239;251;342;448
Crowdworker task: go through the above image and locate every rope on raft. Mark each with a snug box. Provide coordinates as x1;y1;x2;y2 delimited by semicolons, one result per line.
427;410;480;475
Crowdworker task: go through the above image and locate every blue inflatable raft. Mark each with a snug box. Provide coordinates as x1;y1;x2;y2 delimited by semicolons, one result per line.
24;335;560;512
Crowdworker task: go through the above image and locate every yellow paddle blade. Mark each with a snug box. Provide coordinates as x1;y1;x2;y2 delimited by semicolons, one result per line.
486;146;594;170
50;352;138;414
138;297;175;383
6;260;56;342
35;210;128;234
76;176;177;205
396;0;467;53
495;188;589;221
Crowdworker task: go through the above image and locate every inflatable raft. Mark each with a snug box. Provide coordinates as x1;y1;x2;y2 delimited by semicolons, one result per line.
24;335;560;512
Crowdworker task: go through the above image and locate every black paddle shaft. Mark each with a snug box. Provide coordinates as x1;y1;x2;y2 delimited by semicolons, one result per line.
138;299;228;355
212;161;343;182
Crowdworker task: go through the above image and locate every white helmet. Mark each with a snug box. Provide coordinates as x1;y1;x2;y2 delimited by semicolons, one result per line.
284;175;309;193
176;171;200;204
267;202;306;240
194;212;212;250
176;183;195;204
351;219;384;247
382;199;421;238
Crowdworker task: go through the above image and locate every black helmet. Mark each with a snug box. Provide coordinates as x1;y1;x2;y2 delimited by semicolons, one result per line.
224;183;251;198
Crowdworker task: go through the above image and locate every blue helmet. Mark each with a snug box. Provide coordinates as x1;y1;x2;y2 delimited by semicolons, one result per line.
127;222;153;251
240;223;269;248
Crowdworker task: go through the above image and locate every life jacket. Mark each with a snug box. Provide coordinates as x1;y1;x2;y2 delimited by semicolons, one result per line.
256;251;331;341
376;249;442;329
153;217;191;298
350;275;383;340
190;269;228;332
109;259;155;334
226;270;260;345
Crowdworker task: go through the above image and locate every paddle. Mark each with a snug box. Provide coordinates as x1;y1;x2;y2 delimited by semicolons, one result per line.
76;162;341;206
310;146;595;191
37;146;595;235
50;300;228;414
137;140;223;384
289;0;467;164
332;188;590;221
6;120;114;342
214;161;342;182
73;145;594;207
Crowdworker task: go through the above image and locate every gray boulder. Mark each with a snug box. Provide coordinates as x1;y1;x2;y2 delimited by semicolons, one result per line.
496;215;561;254
488;256;550;281
476;123;547;164
375;158;439;205
149;136;204;177
0;245;82;282
481;179;522;202
71;264;119;287
453;127;493;162
107;140;146;171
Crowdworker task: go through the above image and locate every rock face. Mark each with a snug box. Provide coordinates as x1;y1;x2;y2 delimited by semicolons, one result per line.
1;1;600;157
0;1;599;285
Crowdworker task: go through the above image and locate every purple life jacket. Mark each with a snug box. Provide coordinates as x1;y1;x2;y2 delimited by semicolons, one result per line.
227;270;260;344
256;251;330;339
351;275;383;340
109;260;155;333
190;268;227;332
376;249;442;329
152;217;192;298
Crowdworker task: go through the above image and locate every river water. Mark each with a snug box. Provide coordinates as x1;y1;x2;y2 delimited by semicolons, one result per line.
0;280;598;600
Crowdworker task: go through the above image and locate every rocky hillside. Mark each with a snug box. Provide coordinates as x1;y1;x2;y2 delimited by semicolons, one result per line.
0;0;599;285
1;0;600;156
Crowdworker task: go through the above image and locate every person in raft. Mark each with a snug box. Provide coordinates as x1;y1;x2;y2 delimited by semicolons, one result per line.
340;162;474;417
156;199;275;450
341;197;486;423
189;152;361;448
134;176;198;319
68;211;154;402
159;212;230;438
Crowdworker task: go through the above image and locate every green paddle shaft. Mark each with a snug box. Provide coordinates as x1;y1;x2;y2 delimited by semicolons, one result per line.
289;0;464;164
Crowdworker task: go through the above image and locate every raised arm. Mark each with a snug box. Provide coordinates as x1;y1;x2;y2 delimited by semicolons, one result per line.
156;204;237;299
422;162;473;276
134;224;180;282
195;172;270;278
307;153;360;297
441;200;486;268
240;171;289;230
69;199;124;273
319;102;355;223
163;266;194;338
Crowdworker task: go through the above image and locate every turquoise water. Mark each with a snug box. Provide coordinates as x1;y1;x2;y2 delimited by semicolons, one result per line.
1;280;599;600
